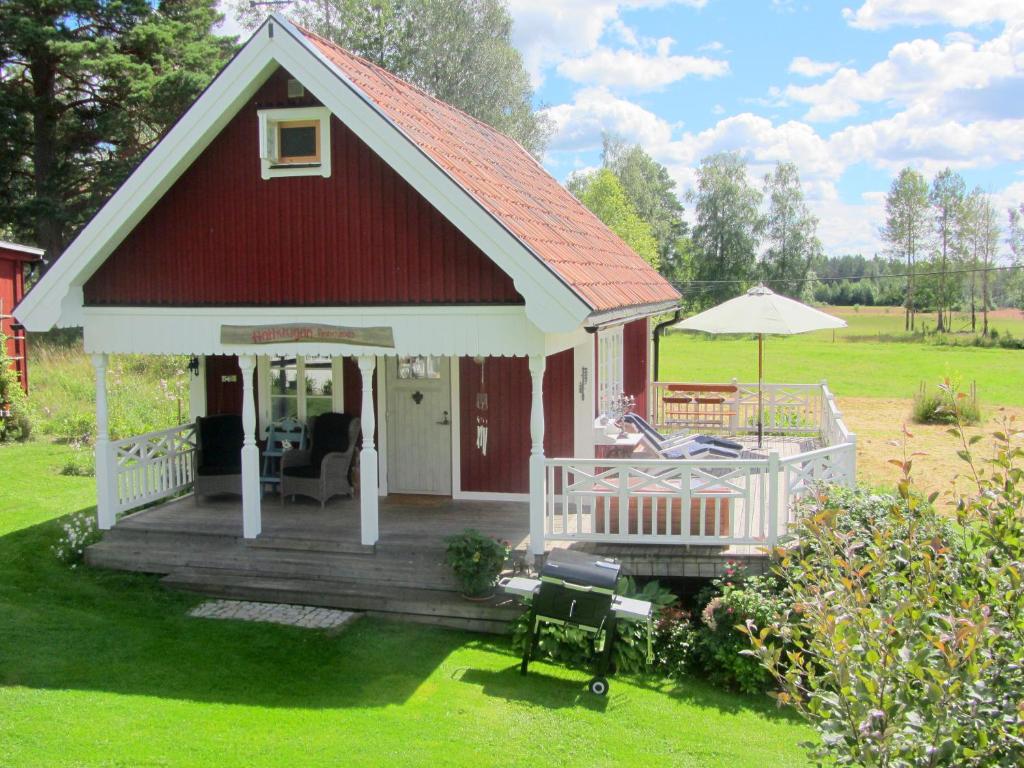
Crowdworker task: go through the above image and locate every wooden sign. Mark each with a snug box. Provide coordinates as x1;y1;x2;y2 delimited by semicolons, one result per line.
220;323;395;348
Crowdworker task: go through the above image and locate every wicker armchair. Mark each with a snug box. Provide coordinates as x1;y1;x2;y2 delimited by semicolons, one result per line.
194;414;244;499
280;413;360;507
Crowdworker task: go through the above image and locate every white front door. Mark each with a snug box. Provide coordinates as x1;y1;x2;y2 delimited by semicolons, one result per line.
385;356;453;495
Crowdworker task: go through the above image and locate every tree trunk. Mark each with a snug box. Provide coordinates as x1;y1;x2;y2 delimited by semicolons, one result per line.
30;55;63;264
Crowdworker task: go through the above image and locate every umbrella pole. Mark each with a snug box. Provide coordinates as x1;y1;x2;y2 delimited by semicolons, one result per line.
757;333;764;449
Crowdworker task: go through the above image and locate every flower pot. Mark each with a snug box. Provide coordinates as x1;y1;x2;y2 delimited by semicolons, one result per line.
460;589;494;601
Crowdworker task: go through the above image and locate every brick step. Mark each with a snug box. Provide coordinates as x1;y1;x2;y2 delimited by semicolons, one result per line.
162;567;522;634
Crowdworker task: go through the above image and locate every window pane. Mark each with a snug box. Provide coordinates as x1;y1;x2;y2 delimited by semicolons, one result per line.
271;396;298;421
306;397;332;420
397;355;441;379
304;355;333;396
279;124;317;159
270;356;298;395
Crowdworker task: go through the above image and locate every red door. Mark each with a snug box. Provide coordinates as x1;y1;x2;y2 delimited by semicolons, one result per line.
205;355;243;416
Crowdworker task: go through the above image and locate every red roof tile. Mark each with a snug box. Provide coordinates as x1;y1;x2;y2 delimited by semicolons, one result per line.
299;26;680;314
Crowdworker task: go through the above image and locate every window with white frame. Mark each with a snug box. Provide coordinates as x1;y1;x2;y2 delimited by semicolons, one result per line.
265;355;337;427
257;106;332;180
597;326;624;416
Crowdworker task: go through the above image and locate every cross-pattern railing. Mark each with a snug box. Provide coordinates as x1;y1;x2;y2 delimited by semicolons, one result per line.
109;423;196;515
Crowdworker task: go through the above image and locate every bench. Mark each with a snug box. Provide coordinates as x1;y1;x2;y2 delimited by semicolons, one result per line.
657;383;738;430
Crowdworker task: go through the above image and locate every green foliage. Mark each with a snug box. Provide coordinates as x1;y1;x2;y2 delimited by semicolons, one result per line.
653;606;699;678
0;332;32;441
512;577;677;675
0;0;234;256
693;570;785;694
232;0;551;158
745;397;1024;766
51;509;100;564
444;529;510;596
761;161;821;296
688;152;763;307
569;168;661;270
912;380;981;425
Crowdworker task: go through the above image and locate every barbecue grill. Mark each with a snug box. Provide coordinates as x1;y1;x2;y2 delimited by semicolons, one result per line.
501;549;653;696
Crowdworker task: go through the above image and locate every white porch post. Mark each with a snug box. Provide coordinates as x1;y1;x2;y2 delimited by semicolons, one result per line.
238;354;261;538
358;355;379;546
528;354;546;557
91;353;116;530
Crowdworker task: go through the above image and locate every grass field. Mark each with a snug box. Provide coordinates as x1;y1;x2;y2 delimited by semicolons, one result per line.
0;441;813;768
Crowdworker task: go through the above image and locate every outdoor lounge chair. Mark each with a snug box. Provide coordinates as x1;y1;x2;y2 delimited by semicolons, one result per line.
193;414;244;499
623;413;743;460
280;412;360;507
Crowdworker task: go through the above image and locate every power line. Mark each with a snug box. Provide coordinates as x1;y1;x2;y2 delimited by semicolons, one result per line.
671;262;1024;290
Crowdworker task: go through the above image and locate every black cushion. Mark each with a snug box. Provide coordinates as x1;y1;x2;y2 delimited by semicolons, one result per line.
309;412;354;470
196;414;243;473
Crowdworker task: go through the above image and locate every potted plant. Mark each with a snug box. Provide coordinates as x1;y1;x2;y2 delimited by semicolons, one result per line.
444;528;511;600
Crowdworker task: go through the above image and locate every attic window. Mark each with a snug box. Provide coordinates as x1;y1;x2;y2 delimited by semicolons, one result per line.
257;107;331;180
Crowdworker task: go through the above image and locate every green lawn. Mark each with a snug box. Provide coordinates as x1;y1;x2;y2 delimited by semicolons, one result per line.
0;441;812;767
661;329;1024;406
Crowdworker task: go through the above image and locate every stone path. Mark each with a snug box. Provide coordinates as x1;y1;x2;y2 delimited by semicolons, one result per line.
189;599;358;630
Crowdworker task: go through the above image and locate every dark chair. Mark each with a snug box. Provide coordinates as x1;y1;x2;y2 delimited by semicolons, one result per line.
280;413;361;507
194;414;244;498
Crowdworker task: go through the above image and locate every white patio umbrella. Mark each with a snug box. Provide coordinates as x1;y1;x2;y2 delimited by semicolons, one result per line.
671;284;846;447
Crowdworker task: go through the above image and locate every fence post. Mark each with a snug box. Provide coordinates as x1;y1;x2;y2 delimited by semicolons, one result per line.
767;451;780;547
729;377;740;432
91;353;117;529
846;433;857;487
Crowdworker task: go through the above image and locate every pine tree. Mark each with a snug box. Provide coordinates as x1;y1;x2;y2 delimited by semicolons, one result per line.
0;1;234;262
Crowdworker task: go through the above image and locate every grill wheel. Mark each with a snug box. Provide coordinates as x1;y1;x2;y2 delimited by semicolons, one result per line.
588;676;609;696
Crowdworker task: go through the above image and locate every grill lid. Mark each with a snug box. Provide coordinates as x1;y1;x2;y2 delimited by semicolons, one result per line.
541;549;620;592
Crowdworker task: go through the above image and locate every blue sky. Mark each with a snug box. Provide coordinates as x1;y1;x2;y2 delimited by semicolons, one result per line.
220;1;1024;256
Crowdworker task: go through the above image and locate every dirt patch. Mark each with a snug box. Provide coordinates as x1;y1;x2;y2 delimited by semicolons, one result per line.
838;396;1024;508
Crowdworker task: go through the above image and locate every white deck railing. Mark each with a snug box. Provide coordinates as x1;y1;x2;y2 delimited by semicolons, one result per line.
109;423;196;515
543;380;857;549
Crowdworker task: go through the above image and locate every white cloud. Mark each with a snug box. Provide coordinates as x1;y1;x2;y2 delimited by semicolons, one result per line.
557;41;729;90
712;103;726;115
698;40;725;52
785;25;1024;122
788;56;841;77
543;88;674;151
215;0;244;38
842;0;1024;30
507;0;708;85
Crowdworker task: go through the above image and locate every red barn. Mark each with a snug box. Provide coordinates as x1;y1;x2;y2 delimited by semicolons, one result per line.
0;240;42;392
17;16;678;560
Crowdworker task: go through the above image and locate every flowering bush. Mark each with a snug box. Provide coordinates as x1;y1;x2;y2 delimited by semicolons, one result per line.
0;331;32;442
51;511;100;565
653;606;699;678
692;567;786;694
444;529;510;597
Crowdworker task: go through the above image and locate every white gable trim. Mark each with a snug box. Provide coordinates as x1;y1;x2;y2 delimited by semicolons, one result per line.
16;15;590;334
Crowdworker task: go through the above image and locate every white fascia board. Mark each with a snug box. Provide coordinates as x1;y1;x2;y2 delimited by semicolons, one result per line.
15;24;279;331
81;305;547;358
0;240;44;257
18;15;591;334
270;17;590;333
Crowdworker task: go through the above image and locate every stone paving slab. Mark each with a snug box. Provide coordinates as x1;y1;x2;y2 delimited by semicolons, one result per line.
189;599;358;630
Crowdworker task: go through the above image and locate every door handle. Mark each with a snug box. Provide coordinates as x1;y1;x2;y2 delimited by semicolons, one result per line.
437;410;450;426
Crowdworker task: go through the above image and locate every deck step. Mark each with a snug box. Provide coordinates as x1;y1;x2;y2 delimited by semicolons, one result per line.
248;536;375;555
162;567;522;634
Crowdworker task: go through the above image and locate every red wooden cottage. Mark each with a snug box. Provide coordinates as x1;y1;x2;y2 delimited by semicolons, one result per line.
17;15;679;557
1;240;42;392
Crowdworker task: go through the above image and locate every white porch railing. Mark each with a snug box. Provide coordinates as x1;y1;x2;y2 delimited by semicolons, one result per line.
109;423;196;515
651;380;826;436
542;380;857;549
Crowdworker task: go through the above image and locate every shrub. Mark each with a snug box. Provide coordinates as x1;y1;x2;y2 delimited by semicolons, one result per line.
443;529;510;597
744;395;1024;766
0;331;33;441
653;606;699;678
912;380;980;425
51;510;101;565
692;569;786;694
511;576;677;675
60;439;96;477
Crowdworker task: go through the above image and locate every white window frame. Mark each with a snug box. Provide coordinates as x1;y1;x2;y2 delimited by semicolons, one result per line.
256;354;345;433
257;106;332;180
597;325;624;416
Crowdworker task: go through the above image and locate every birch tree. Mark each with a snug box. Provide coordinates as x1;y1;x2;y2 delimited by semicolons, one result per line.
760;161;821;297
687;152;763;307
882;167;930;330
929;168;967;332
